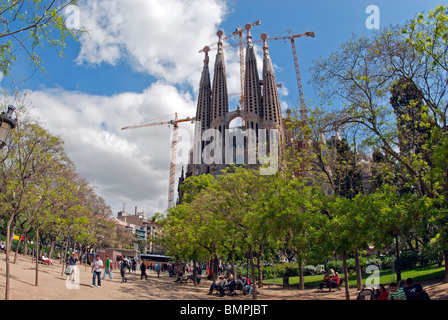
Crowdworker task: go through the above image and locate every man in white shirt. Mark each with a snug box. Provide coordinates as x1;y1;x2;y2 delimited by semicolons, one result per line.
91;255;103;287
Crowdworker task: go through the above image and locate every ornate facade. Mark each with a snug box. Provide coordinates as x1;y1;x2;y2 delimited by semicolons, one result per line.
179;28;284;195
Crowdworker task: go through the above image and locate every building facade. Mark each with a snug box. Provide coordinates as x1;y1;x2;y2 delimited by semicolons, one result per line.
184;28;284;182
115;207;163;254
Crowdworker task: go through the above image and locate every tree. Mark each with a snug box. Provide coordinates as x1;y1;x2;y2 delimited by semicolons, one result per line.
0;108;70;299
0;0;82;80
311;5;448;281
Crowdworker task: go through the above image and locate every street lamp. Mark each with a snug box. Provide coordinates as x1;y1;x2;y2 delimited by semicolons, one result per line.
0;105;17;149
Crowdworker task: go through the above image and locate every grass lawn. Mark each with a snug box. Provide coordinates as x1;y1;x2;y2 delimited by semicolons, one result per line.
264;265;446;288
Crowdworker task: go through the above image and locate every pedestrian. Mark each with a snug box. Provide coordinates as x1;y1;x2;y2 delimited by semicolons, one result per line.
102;255;113;280
119;256;128;283
140;261;148;280
91;255;103;287
69;252;78;283
156;263;161;278
131;259;136;273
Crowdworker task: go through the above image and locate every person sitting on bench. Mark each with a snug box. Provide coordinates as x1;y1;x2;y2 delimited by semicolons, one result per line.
328;272;341;291
317;273;331;292
42;254;52;265
208;275;228;296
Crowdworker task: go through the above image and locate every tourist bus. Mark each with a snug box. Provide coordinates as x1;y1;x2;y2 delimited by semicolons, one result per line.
139;253;172;263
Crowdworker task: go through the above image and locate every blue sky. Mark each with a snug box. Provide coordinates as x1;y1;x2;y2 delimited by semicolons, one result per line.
3;0;445;216
11;0;445;100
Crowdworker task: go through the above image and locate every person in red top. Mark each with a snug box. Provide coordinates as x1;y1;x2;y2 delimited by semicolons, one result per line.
376;284;389;300
329;272;340;291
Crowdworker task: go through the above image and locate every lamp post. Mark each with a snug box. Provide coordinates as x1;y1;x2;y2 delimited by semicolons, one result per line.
0;105;17;149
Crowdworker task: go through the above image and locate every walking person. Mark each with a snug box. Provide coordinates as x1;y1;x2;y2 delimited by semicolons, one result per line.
91;255;103;287
102;255;113;280
69;252;78;283
140;261;148;280
156;263;161;278
119;256;128;283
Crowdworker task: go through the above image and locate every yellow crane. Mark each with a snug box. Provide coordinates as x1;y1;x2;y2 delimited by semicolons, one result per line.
121;113;195;210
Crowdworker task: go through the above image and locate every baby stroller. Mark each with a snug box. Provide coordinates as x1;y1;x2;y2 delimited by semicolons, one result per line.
357;288;376;300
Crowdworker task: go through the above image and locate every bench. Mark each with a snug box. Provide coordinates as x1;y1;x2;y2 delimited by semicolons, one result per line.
175;273;201;284
318;278;344;292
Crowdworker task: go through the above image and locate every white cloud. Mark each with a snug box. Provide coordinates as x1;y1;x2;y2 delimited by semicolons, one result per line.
76;0;228;89
21;0;232;216
23;0;284;217
27;82;197;216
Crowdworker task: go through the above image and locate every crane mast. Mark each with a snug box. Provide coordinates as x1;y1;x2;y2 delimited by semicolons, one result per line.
121;113;195;210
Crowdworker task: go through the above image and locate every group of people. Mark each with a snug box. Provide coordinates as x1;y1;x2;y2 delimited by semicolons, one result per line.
208;274;254;297
89;254;132;287
317;269;341;292
140;260;163;279
88;255;166;286
375;278;430;300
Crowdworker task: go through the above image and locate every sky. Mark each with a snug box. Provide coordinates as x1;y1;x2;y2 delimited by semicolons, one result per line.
1;0;446;218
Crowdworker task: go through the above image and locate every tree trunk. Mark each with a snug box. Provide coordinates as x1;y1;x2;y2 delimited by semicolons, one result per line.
212;256;219;282
14;232;23;264
193;259;198;286
256;249;263;288
444;250;448;283
49;239;55;261
354;249;362;290
298;259;305;290
249;247;258;300
23;234;28;256
4;214;15;300
342;251;350;300
61;240;68;276
231;261;236;283
34;228;39;286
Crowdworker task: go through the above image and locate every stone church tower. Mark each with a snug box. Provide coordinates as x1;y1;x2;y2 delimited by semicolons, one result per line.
181;28;284;188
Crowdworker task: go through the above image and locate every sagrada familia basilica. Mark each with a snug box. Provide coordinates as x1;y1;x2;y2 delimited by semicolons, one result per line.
182;26;284;184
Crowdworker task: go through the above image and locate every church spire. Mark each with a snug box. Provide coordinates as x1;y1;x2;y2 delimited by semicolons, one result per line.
210;30;229;123
195;46;211;133
261;33;282;128
243;24;262;117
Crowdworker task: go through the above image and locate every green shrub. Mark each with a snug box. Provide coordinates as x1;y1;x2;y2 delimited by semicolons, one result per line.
303;264;325;276
399;251;419;269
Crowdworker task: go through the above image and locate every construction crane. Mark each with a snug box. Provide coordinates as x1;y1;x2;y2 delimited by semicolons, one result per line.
260;30;315;158
200;20;261;111
121;113;195;210
203;29;314;119
280;30;315;120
